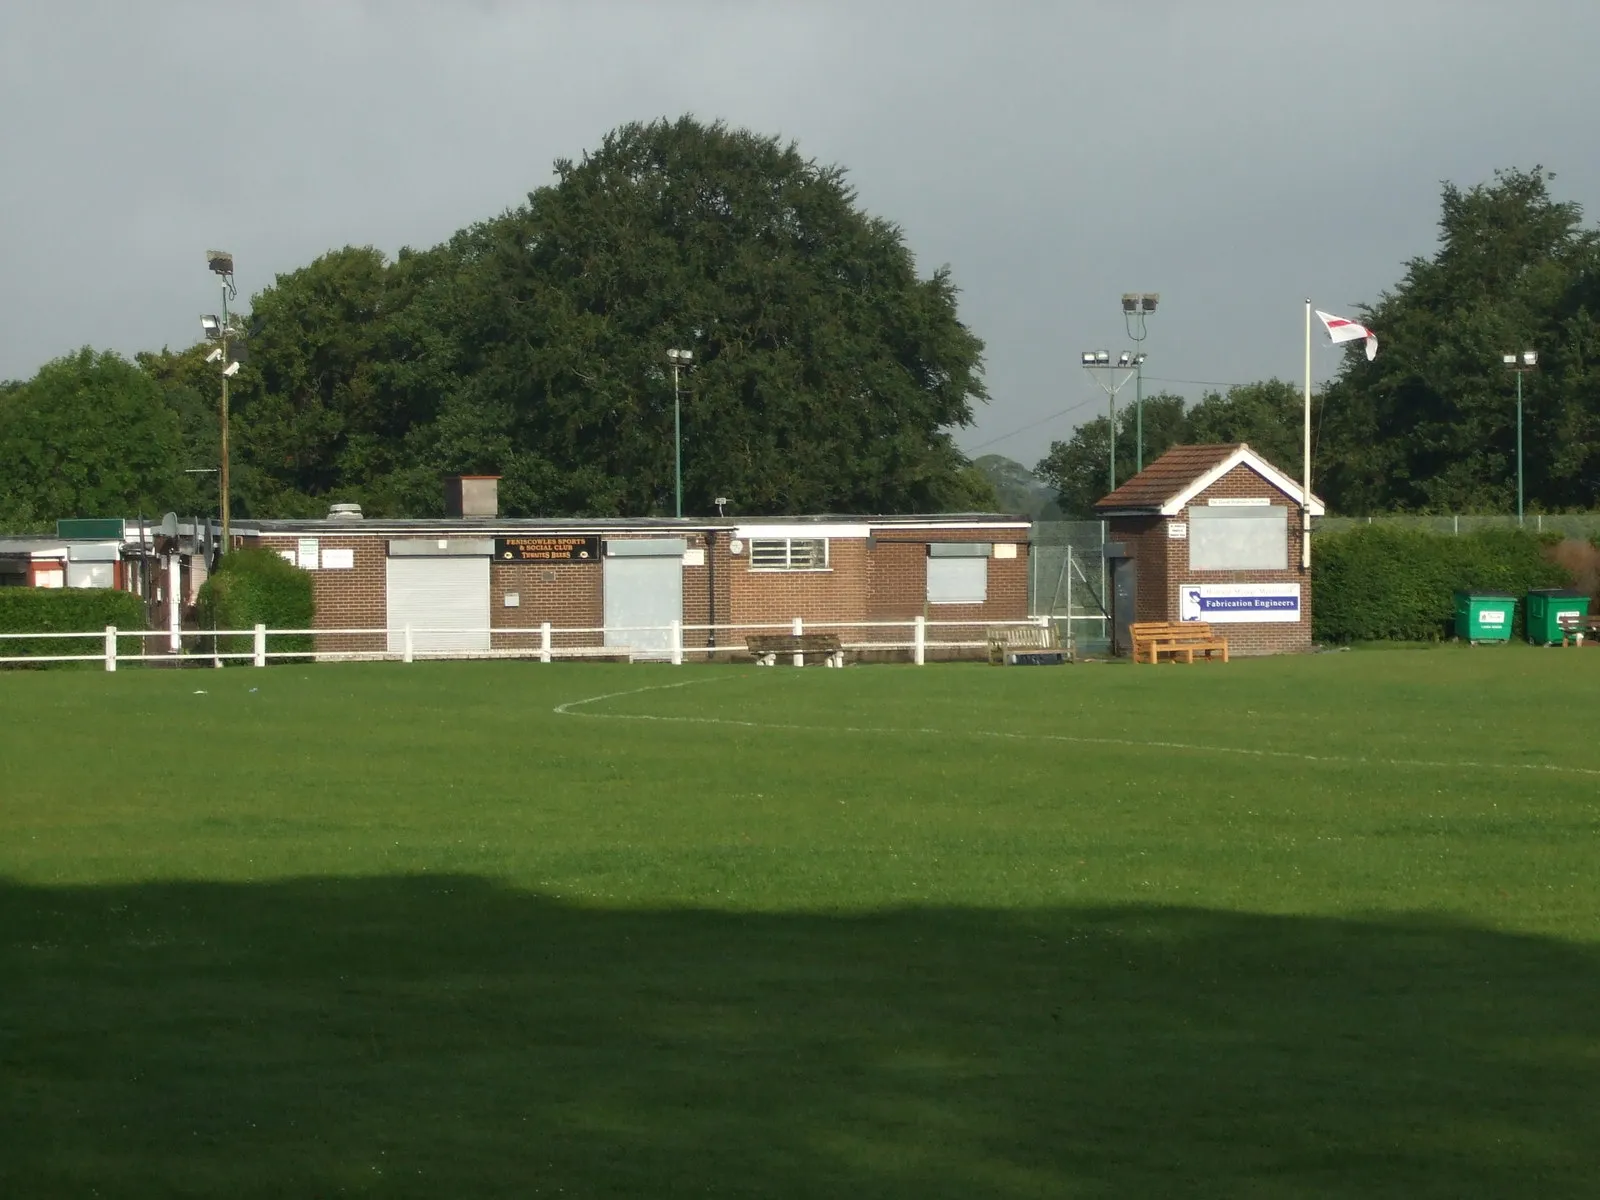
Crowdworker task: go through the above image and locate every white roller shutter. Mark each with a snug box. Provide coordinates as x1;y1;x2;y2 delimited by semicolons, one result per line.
386;556;490;654
603;540;684;658
927;557;988;604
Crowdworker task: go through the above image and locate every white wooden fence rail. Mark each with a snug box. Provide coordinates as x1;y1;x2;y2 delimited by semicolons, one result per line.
0;617;1053;670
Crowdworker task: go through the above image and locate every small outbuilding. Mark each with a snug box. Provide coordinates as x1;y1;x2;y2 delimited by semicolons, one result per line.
1093;443;1323;656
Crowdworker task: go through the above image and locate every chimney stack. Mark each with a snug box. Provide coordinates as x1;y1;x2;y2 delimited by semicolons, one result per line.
445;475;500;519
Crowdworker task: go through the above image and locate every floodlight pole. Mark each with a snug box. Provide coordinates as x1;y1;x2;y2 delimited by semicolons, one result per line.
1122;294;1158;472
667;348;693;518
220;281;231;555
1081;360;1139;493
1503;350;1537;525
673;360;682;519
206;251;238;558
1516;369;1524;525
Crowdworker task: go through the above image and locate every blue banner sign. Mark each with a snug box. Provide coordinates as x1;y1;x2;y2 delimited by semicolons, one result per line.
1179;583;1301;624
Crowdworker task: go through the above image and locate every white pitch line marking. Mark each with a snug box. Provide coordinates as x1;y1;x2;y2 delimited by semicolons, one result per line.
553;678;1600;779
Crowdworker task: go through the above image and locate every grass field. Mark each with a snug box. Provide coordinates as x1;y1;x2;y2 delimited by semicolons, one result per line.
3;650;1599;1197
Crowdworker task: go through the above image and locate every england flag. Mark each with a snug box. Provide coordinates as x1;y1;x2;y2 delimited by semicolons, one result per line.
1315;310;1378;361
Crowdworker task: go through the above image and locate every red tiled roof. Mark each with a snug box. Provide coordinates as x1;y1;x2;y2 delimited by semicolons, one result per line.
1093;444;1244;512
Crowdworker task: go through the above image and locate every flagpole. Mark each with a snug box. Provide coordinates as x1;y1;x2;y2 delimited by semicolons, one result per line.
1303;299;1312;572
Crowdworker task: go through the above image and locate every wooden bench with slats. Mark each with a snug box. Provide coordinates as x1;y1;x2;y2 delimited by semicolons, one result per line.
1558;612;1600;648
746;632;845;667
986;623;1066;665
1130;621;1229;665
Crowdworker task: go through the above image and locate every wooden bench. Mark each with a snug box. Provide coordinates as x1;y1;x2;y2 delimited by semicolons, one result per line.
746;632;845;667
1130;621;1229;665
987;622;1066;665
1558;612;1600;648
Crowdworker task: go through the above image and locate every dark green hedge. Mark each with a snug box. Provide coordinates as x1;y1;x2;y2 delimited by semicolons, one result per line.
0;587;148;667
196;548;314;662
1312;527;1574;643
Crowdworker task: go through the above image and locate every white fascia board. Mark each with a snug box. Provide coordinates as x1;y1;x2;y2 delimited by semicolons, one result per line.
1159;445;1326;517
870;520;1033;532
735;523;872;540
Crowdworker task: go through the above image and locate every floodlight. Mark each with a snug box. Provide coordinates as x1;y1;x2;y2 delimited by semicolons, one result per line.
1522;349;1538;367
1122;294;1140;313
205;347;223;363
1502;353;1518;365
1118;352;1133;367
1080;352;1096;367
1133;353;1147;365
1141;294;1159;312
201;314;222;339
206;250;234;276
221;360;240;378
1095;351;1110;365
667;347;693;363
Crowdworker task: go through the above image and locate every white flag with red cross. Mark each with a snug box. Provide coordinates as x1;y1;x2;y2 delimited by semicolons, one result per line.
1315;310;1378;361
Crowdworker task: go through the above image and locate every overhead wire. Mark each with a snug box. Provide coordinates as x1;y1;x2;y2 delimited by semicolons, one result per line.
965;394;1103;453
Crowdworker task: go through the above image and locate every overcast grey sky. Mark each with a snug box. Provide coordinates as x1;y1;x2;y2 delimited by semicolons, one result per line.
3;1;1597;467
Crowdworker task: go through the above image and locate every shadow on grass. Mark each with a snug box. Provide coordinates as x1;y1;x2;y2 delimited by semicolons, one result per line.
4;876;1598;1198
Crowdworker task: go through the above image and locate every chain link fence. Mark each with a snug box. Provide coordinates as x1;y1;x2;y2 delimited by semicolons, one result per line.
1029;521;1110;654
1317;514;1600;538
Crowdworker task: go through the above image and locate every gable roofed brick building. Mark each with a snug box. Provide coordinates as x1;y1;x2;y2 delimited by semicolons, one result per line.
1094;443;1323;657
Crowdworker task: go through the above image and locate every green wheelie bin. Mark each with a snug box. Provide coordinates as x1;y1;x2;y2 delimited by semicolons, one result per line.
1453;591;1516;644
1526;588;1591;645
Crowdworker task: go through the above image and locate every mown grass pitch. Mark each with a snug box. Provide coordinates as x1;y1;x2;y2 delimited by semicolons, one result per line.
3;651;1599;1197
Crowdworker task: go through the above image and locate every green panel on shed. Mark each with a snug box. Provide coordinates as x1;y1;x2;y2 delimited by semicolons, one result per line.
57;518;126;539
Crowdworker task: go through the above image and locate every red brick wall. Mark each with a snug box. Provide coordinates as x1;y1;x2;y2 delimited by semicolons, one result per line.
489;561;602;652
1110;463;1312;656
254;524;1030;661
254;534;386;657
1106;517;1169;625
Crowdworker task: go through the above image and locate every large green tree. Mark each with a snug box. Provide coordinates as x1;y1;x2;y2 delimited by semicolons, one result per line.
0;349;203;530
221;244;460;517
1034;383;1317;517
429;117;990;516
1318;168;1600;513
1034;393;1187;517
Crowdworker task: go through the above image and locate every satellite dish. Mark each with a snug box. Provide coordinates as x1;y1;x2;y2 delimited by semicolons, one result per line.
728;539;744;555
159;513;179;537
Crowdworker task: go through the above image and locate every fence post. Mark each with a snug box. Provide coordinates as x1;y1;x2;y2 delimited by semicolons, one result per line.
539;621;553;664
168;555;182;652
913;616;926;666
253;623;267;667
792;616;804;667
670;619;684;666
403;624;414;664
104;625;117;672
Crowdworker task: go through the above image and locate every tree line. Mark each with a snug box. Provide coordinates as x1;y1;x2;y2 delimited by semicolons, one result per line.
1031;167;1600;517
0;117;995;531
2;149;1595;530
